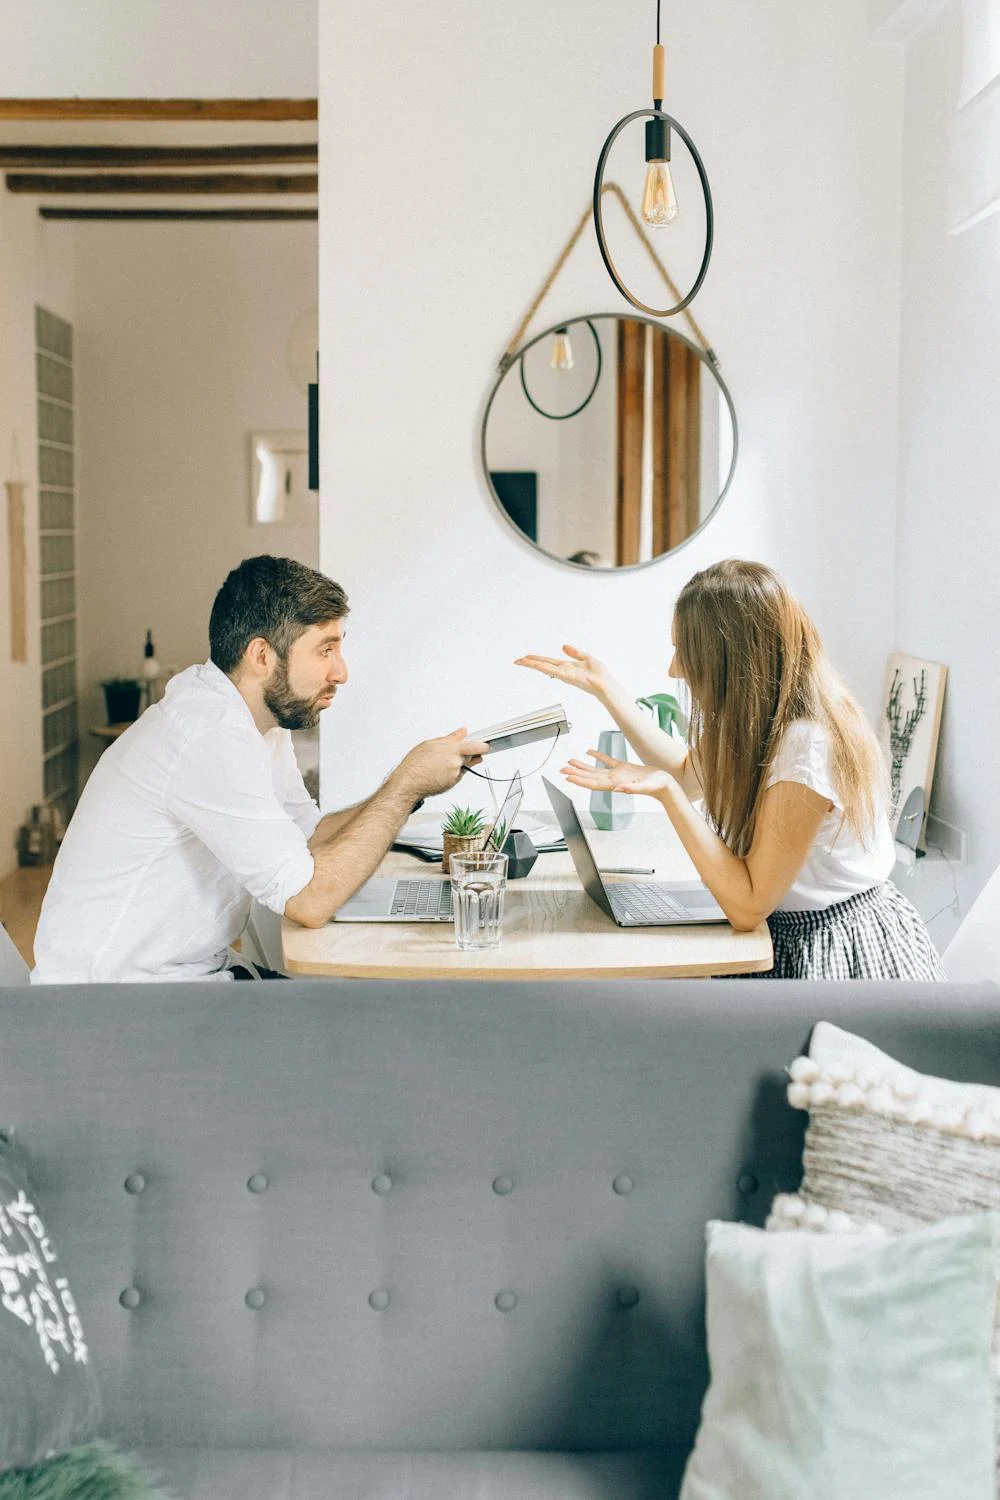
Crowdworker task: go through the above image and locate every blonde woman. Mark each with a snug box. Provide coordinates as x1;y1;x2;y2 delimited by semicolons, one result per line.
516;560;943;980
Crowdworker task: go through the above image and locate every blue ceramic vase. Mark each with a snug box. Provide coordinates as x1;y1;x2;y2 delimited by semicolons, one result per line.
589;728;634;831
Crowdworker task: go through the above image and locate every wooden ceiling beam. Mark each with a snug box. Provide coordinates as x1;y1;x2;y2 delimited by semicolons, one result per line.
0;98;317;121
8;171;318;195
0;144;318;169
39;208;319;222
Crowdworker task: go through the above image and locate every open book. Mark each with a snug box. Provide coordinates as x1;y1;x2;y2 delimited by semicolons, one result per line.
470;703;570;755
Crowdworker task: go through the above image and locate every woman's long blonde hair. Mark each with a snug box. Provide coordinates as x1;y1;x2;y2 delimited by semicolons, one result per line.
674;560;887;857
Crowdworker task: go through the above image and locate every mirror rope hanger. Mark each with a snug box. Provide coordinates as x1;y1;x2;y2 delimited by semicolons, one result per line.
498;181;718;379
592;0;714;317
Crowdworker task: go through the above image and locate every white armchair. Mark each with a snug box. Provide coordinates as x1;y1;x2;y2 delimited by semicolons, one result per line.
941;862;1000;982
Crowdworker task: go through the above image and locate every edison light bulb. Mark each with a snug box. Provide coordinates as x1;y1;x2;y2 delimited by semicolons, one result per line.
550;327;575;371
641;159;678;226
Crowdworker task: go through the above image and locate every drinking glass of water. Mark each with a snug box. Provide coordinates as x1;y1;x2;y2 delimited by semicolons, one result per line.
449;851;508;951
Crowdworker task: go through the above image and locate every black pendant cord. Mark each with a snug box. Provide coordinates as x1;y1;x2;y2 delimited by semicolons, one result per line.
462;725;567;784
656;0;661;47
518;320;603;421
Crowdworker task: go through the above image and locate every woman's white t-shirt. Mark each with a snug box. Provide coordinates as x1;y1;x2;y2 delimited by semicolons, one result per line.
764;719;895;911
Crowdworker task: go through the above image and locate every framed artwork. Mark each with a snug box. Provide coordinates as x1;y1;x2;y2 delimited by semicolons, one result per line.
878;653;947;845
249;431;314;526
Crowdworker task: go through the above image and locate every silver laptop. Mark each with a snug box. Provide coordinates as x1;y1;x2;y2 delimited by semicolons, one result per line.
333;776;524;923
542;777;728;926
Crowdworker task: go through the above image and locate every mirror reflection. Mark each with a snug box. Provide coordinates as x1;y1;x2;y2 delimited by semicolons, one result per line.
482;313;736;570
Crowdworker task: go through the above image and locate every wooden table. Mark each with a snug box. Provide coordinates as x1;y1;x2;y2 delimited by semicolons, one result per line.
283;809;772;980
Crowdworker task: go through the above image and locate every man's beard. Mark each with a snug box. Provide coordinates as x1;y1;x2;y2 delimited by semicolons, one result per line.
263;653;326;730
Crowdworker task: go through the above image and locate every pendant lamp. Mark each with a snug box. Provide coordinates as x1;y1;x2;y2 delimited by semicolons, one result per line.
593;0;714;317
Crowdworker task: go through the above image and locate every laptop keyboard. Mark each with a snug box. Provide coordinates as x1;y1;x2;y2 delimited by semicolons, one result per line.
607;882;691;924
390;880;454;919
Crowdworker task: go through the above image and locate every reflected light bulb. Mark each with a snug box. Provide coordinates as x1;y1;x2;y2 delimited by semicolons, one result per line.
550;328;575;371
641;159;678;226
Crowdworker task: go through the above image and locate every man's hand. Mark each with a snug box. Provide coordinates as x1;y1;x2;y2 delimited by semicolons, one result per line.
393;727;489;799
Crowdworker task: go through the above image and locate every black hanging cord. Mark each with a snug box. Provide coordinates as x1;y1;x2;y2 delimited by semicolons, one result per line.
656;0;661;46
462;724;567;784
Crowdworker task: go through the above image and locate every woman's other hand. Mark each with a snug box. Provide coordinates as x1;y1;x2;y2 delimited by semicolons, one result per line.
514;644;612;700
561;751;672;801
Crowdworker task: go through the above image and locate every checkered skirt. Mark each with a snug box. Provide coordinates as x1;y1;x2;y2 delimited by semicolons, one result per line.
751;881;945;980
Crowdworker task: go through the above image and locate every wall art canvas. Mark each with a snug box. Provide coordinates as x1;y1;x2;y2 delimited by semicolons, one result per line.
5;479;27;663
878;653;947;846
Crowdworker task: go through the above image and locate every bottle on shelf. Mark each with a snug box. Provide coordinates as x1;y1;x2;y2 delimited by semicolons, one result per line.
139;628;161;710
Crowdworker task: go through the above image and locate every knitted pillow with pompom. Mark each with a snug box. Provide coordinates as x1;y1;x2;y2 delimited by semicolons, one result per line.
768;1021;1000;1492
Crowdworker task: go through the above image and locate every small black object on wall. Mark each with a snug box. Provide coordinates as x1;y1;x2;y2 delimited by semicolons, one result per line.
308;355;319;492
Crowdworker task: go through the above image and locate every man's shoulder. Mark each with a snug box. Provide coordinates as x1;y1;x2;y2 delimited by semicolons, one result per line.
160;663;258;747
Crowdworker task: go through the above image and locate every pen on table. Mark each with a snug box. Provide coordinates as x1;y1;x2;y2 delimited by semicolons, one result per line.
602;865;655;875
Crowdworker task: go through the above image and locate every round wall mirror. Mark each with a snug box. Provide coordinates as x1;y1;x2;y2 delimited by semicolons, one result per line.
481;313;737;570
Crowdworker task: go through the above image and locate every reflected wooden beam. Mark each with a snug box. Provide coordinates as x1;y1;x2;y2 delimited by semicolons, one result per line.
0;98;317;121
8;171;318;195
0;144;318;168
39;207;318;222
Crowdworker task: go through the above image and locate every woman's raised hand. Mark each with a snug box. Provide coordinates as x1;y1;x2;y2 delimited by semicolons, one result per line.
561;751;672;801
514;644;611;700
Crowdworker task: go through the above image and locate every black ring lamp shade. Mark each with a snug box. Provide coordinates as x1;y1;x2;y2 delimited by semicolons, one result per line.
593;109;714;318
518;319;603;420
592;3;715;319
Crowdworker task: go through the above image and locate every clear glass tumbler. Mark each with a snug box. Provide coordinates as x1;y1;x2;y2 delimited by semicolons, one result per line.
450;851;508;951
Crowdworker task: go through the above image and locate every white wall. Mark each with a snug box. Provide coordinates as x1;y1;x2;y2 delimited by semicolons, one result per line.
73;223;318;731
318;0;903;815
890;0;1000;948
0;0;315;96
0;191;74;873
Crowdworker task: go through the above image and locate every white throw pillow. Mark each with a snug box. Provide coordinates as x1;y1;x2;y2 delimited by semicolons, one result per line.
680;1215;998;1500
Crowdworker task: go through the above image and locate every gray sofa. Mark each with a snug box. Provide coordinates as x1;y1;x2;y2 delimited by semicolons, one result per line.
2;977;998;1499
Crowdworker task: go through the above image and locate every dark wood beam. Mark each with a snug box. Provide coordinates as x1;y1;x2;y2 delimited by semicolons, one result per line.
0;143;317;169
0;98;317;121
8;171;318;195
39;207;318;222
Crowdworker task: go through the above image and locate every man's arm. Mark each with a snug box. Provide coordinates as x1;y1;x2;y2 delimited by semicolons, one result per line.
284;728;486;929
308;797;376;847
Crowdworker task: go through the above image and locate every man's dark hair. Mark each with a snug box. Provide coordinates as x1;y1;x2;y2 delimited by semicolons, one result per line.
209;555;349;674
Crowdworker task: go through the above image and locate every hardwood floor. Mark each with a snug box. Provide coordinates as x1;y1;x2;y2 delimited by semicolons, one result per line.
0;863;52;965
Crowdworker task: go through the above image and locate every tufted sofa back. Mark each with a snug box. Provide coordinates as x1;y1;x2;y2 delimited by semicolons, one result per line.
1;978;997;1459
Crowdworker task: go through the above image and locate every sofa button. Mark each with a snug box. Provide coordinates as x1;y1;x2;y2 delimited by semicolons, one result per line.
124;1173;146;1195
494;1290;517;1313
492;1176;514;1196
245;1287;267;1310
368;1289;391;1311
737;1173;759;1197
371;1174;393;1196
119;1287;141;1310
618;1286;640;1309
612;1175;634;1196
247;1174;269;1195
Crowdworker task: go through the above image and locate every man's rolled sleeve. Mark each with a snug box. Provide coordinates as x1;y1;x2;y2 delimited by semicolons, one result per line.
165;726;316;915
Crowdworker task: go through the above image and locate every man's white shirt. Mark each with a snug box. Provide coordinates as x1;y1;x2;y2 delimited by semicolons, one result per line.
31;662;320;983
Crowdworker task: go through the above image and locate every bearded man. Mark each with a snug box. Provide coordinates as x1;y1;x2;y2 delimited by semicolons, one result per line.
32;555;485;983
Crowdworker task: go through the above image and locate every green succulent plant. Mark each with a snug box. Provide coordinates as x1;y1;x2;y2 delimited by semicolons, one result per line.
441;805;487;838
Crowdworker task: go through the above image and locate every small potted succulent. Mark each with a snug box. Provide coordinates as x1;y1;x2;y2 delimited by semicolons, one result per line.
441;805;486;874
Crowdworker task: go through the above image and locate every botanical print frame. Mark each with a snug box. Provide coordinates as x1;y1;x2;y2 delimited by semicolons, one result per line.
879;653;947;845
